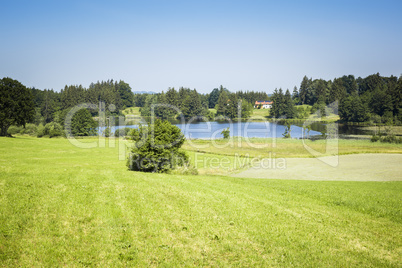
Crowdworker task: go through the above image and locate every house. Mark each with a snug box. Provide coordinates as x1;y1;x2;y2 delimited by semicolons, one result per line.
254;101;273;109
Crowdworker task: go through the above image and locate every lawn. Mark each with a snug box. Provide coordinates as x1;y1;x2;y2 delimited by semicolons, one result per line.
0;137;401;266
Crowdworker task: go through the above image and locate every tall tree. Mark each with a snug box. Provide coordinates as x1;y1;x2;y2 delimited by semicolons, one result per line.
284;89;296;118
0;77;35;136
216;86;229;116
116;80;134;108
181;89;204;119
299;76;312;104
166;87;179;108
292;86;299;104
329;77;346;103
208;88;220;108
226;93;239;119
70;108;97;136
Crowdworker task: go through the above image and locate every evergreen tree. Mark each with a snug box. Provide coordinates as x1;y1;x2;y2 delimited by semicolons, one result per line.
166;87;179;108
181;89;204;119
216;86;228;116
70;108;97;136
241;100;253;119
127;119;188;173
299;76;311;104
117;80;134;108
277;88;285;117
284;89;296;119
270;88;279;118
226;93;239;119
292;86;299;104
208;88;220;108
329;78;346;103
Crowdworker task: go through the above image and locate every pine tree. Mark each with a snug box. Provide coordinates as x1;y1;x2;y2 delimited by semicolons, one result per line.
226;93;239;119
208;88;220;108
166;87;179;108
216;86;228;116
270;88;279;118
284;89;296;119
292;86;299;104
299;76;311;104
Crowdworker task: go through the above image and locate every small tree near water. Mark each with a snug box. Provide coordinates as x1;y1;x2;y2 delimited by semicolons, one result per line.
127;119;189;173
221;128;230;139
282;122;291;138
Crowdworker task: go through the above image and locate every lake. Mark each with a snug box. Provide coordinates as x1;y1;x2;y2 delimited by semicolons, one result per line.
110;121;323;139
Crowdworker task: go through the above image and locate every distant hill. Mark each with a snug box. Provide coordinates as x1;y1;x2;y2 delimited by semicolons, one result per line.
133;91;157;94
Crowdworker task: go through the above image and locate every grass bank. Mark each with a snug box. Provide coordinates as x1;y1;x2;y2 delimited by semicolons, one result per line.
0;137;401;266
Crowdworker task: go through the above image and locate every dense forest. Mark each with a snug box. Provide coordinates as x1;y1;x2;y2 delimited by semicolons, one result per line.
31;80;133;126
269;73;402;124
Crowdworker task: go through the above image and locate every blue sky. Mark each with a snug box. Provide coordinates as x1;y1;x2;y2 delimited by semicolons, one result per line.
1;0;401;93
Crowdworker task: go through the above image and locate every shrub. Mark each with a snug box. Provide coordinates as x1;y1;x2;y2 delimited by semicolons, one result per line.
221;128;230;139
43;122;64;138
36;124;45;138
103;127;112;137
370;135;380;142
127;119;189;173
128;128;140;141
20;123;37;136
114;127;133;138
282;122;291;138
7;125;23;135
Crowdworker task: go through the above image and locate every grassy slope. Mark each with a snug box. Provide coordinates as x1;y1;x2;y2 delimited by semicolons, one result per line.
0;137;401;266
121;107;141;116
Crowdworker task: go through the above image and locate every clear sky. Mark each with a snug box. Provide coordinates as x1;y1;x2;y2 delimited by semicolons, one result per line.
1;0;401;94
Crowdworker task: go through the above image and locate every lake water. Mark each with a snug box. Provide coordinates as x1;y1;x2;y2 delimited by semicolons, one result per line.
111;121;323;139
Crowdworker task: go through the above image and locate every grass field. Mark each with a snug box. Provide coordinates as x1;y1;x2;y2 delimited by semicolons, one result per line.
183;137;402;159
249;108;269;120
234;153;402;181
0;137;401;266
122;107;141;116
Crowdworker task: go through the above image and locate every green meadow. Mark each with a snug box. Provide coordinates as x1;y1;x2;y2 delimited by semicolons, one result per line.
0;136;401;266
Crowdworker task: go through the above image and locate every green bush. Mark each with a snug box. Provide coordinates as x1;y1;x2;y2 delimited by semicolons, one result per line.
36;124;45;138
103;127;112;137
370;135;380;142
20;123;37;136
41;122;64;138
380;135;402;144
221;128;230;139
128;128;140;141
127;119;189;173
7;125;23;135
114;127;133;137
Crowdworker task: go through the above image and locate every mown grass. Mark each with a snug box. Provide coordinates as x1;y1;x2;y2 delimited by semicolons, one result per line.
183;137;402;160
0;137;401;266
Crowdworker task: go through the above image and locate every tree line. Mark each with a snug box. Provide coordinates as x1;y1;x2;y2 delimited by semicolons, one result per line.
31;79;134;125
269;73;402;123
138;85;266;120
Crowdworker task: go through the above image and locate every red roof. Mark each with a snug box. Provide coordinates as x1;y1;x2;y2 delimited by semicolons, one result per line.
255;101;273;105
